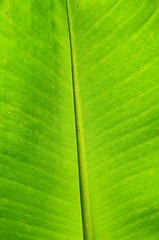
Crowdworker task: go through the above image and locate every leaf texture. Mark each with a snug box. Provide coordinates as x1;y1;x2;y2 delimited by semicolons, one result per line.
0;0;159;239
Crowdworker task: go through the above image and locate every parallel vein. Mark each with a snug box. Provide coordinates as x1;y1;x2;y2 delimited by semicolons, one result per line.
66;1;92;239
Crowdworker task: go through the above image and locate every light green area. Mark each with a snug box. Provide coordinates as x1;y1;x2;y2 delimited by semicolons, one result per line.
0;0;159;239
0;1;82;239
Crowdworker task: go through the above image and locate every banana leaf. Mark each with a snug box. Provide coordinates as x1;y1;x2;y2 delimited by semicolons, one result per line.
0;0;159;239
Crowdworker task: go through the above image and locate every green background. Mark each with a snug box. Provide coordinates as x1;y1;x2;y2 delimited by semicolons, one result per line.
0;0;159;239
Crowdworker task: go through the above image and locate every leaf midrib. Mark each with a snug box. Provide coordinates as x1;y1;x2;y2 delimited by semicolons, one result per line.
66;1;92;239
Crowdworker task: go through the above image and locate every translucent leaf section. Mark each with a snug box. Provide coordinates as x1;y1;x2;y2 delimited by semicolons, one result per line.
0;1;82;239
69;0;159;239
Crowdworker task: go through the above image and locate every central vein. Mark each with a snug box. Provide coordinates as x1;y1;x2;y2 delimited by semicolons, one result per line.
66;1;92;239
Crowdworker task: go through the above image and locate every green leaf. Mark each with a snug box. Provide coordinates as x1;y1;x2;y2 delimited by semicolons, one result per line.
0;0;159;239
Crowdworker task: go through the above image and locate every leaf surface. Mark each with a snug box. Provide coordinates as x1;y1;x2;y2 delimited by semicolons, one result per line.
0;0;159;239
